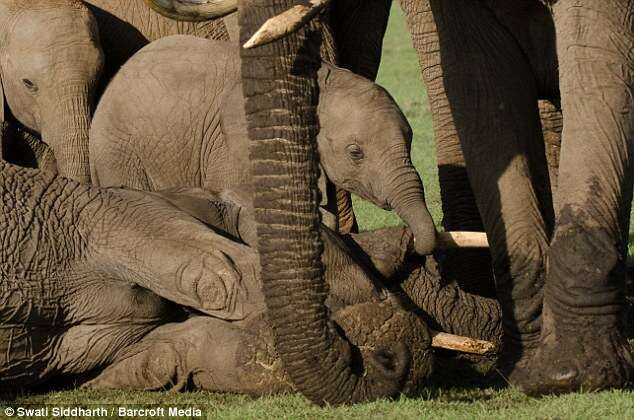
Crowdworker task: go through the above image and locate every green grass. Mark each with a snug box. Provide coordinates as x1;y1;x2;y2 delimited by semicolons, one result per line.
3;5;634;419
3;388;634;419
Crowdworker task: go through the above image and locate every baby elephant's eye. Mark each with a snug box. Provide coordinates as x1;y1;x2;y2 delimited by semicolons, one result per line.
22;79;38;92
346;144;365;161
22;79;37;92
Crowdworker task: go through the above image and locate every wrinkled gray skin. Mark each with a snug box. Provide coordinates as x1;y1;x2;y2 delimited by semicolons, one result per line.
0;160;500;394
90;37;436;254
0;0;104;182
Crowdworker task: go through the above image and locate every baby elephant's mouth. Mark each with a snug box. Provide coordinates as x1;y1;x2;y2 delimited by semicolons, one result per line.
344;180;390;210
359;191;391;211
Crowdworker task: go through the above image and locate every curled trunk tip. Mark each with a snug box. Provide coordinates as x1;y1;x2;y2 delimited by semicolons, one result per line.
144;0;237;21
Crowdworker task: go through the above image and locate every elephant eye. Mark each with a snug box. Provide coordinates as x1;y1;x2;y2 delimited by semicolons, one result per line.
22;79;38;92
346;144;364;162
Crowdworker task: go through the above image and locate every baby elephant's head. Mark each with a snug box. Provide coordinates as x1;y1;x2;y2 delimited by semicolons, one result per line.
0;0;104;182
317;65;436;254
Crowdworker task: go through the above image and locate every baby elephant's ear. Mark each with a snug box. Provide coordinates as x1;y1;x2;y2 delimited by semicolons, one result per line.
317;163;329;206
317;65;333;88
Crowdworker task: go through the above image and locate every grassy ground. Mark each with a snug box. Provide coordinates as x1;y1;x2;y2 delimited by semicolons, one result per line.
3;5;634;419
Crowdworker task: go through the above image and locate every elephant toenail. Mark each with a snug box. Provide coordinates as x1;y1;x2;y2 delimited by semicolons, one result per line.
552;367;578;384
197;276;228;310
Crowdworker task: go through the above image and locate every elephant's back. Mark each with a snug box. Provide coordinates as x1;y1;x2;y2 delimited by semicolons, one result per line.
91;36;237;190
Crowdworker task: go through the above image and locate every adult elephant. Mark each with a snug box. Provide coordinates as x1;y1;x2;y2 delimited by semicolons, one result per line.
150;0;634;401
399;0;633;396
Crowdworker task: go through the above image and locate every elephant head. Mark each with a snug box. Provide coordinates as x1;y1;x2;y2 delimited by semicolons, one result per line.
0;0;104;182
144;0;414;405
317;65;437;255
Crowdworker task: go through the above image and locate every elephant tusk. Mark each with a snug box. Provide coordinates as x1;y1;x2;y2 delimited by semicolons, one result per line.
430;331;497;355
436;231;489;249
243;0;332;49
143;0;237;21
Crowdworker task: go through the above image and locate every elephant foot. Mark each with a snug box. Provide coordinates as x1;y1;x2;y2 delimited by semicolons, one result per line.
515;217;634;395
513;323;633;396
483;343;535;388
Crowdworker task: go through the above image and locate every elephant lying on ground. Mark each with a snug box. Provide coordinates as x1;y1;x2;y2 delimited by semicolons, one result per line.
0;160;500;394
89;37;437;254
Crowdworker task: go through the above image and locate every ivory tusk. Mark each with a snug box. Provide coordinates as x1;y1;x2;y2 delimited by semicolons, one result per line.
144;0;237;21
243;0;332;49
436;231;489;249
430;331;497;355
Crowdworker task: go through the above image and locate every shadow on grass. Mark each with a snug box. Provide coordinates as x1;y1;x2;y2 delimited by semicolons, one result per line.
404;350;498;403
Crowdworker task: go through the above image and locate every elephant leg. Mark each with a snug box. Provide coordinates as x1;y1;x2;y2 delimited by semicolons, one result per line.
538;100;562;199
399;0;494;297
82;316;293;395
330;0;392;81
420;0;555;380
399;254;503;346
517;0;634;396
343;226;503;345
335;185;358;234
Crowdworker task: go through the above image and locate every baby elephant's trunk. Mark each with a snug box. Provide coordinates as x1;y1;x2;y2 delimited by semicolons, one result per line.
42;84;93;183
386;164;437;255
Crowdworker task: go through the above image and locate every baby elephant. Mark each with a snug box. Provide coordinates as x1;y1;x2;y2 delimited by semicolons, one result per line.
0;0;104;182
89;37;436;254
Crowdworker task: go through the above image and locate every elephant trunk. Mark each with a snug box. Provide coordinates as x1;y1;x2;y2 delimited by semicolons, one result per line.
384;156;437;255
398;0;494;296
400;255;502;344
42;84;92;183
240;0;408;406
